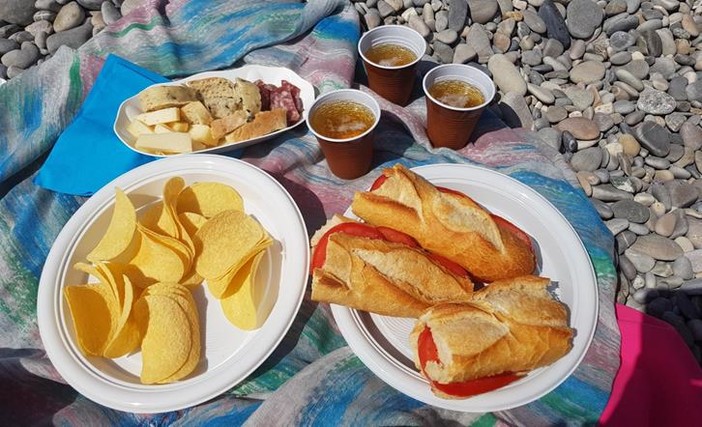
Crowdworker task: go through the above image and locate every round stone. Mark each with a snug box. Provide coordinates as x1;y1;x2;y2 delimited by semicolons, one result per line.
612;199;651;223
637;87;677;115
488;54;527;95
634;121;671;157
566;0;603;39
570;60;605;84
556;117;600;140
619;133;640;156
629;234;684;261
522;9;546;33
53;1;85;32
538;0;571;48
570;146;603;172
467;0;498;24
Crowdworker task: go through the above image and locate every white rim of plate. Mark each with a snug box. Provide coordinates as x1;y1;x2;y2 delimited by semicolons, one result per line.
37;155;309;413
113;64;315;158
332;163;599;412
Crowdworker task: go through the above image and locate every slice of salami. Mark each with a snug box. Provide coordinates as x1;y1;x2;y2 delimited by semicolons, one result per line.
270;87;301;125
255;79;276;111
281;80;303;114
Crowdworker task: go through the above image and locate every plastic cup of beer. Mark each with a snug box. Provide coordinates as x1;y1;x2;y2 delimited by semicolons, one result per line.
307;89;381;180
358;25;426;106
422;64;495;150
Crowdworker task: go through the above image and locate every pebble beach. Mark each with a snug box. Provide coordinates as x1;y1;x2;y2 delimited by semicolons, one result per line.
2;0;702;364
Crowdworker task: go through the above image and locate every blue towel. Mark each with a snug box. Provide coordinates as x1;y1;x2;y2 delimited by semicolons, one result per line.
34;55;168;196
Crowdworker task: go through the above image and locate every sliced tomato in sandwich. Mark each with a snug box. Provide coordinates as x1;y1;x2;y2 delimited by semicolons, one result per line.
311;222;383;271
417;327;521;398
310;222;468;278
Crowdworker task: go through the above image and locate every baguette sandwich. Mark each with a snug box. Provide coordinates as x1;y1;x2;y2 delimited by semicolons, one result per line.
410;275;574;399
351;164;536;282
310;215;474;318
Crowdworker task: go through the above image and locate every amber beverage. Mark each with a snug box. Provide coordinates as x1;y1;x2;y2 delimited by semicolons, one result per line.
307;90;381;180
358;25;426;106
422;64;495;150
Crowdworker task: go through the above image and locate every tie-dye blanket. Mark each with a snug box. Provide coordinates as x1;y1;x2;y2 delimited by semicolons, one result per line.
0;0;619;424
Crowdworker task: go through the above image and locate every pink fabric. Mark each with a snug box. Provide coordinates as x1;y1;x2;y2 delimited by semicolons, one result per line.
600;304;702;426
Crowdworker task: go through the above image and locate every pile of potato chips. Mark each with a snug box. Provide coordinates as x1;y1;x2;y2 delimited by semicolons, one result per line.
63;178;272;384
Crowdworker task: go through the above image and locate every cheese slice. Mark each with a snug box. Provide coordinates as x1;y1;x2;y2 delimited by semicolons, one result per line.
189;124;218;147
135;132;193;154
135;107;181;126
126;120;153;138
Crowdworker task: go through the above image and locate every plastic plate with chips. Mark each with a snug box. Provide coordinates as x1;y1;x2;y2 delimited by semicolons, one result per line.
37;155;309;413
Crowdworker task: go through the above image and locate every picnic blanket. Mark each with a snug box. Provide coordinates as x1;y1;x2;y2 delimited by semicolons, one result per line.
0;0;620;425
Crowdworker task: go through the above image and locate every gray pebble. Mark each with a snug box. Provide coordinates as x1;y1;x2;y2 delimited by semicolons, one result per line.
46;20;92;54
467;0;498;24
0;39;19;55
53;1;85;33
635;121;671;157
612;199;651;223
637;87;677;115
1;43;39;69
629;234;684;261
101;1;122;25
673;256;695;280
447;0;467;32
522;9;546;34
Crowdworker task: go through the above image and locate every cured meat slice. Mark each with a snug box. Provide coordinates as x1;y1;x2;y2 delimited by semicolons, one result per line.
281;80;303;114
270;87;301;125
255;80;277;112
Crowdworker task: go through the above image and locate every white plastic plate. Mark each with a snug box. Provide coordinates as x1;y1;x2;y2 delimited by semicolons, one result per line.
333;163;599;412
38;155;309;413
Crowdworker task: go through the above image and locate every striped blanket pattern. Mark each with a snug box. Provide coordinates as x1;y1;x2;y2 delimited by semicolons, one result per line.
0;0;619;425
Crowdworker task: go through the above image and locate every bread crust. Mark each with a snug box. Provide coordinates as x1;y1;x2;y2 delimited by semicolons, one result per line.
409;275;573;384
351;164;536;282
311;232;474;318
225;108;287;143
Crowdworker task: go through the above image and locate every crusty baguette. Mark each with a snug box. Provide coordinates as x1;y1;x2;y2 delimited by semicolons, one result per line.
224;108;287;143
234;77;262;116
138;85;199;111
180;101;213;125
210;110;248;141
351;164;535;282
186;77;238;100
311;231;474;318
410;275;573;389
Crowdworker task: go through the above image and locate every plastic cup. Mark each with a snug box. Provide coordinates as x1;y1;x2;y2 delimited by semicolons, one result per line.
358;25;426;106
307;89;381;180
422;64;496;150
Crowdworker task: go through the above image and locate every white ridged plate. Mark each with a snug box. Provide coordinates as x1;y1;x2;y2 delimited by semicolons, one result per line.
114;65;315;157
332;163;599;412
38;155;309;413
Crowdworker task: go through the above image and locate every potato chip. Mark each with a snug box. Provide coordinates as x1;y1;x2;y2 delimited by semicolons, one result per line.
194;210;271;281
126;225;188;285
64;283;118;356
220;251;269;330
180;268;204;288
206;247;265;299
103;274;141;358
134;293;192;384
139;202;178;238
143;283;201;382
87;188;137;262
178;211;207;239
177;182;244;219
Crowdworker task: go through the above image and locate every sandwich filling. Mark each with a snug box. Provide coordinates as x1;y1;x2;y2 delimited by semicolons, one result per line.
417;326;521;398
